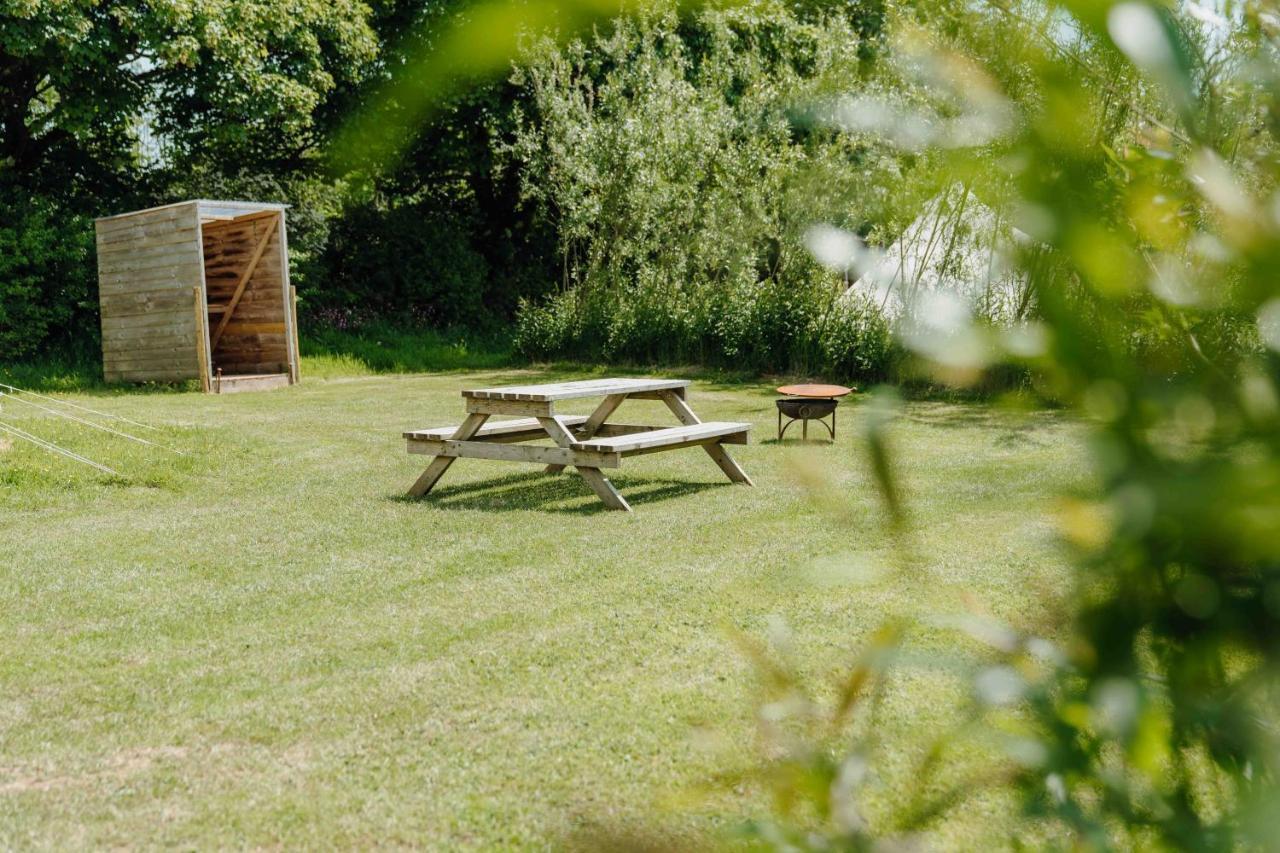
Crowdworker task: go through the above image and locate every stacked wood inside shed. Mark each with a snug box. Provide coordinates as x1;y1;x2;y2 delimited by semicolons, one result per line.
200;212;289;376
97;202;203;384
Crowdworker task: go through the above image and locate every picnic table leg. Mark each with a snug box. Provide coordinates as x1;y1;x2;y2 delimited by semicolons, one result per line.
539;415;632;511
407;412;489;497
545;393;628;475
659;391;754;486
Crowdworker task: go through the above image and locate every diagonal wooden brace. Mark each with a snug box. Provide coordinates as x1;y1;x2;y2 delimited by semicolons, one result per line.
659;390;753;486
545;393;627;475
210;214;279;351
539;415;632;511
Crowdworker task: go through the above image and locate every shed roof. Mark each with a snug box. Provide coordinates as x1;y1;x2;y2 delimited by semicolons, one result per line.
95;199;289;223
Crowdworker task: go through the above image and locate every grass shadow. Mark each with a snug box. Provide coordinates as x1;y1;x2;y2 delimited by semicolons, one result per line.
902;402;1064;446
759;438;838;447
390;469;729;514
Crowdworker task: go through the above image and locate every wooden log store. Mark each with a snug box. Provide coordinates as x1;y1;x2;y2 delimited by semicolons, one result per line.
95;200;300;393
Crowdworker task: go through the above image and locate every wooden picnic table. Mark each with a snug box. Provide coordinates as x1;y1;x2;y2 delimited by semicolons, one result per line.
403;377;752;512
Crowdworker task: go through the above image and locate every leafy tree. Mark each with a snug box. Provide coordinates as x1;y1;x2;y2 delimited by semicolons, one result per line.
0;0;377;358
506;3;901;377
0;0;377;197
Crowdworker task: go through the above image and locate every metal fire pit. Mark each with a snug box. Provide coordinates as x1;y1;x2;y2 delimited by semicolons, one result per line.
775;384;854;442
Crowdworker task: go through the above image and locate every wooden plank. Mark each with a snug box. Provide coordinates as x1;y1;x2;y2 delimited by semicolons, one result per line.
104;346;197;367
105;352;198;369
573;421;750;453
102;310;198;331
227;209;282;226
97;227;198;250
108;367;193;383
631;387;687;400
620;433;750;457
99;280;198;302
465;398;553;417
194;286;210;392
95;203;196;234
211;340;289;354
99;231;198;251
288;284;300;384
99;273;199;296
98;253;201;278
197;202;288;219
462;377;689;402
408;412;488;497
205;300;284;318
105;355;196;372
102;332;194;350
96;258;199;281
99;288;201;310
97;251;201;276
406;439;620;469
209;215;278;350
214;358;290;374
100;282;197;300
219;322;286;336
103;340;199;356
211;373;289;394
102;314;195;333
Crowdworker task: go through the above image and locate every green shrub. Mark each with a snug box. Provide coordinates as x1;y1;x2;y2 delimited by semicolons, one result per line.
817;293;895;380
315;200;491;328
0;195;95;361
505;6;901;380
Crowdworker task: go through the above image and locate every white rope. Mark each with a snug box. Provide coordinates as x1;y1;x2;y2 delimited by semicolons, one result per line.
0;390;185;455
0;382;163;433
0;420;121;476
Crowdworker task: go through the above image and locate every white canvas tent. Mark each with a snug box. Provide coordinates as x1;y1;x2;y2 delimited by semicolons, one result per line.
845;184;1037;325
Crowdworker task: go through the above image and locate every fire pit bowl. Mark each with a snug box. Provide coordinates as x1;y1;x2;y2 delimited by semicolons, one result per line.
775;384;854;442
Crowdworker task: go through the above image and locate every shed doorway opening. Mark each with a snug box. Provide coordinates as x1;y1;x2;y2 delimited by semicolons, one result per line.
199;207;296;392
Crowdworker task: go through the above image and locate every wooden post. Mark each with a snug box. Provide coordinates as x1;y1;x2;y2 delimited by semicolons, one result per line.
193;286;211;393
288;284;300;384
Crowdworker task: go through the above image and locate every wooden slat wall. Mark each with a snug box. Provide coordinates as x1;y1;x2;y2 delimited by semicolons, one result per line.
201;214;290;375
95;202;201;383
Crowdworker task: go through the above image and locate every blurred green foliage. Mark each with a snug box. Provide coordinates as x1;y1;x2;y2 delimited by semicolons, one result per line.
324;0;1280;845
700;0;1280;848
3;0;1279;846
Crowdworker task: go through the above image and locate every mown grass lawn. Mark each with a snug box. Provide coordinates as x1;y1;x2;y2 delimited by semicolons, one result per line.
0;362;1091;848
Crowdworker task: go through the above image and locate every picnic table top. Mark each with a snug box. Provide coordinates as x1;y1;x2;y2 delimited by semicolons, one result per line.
461;377;690;402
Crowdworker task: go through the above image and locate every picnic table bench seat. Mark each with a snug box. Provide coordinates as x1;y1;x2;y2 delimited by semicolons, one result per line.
571;421;749;455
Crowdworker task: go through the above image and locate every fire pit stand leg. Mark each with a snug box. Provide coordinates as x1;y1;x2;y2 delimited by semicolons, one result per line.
775;396;840;444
